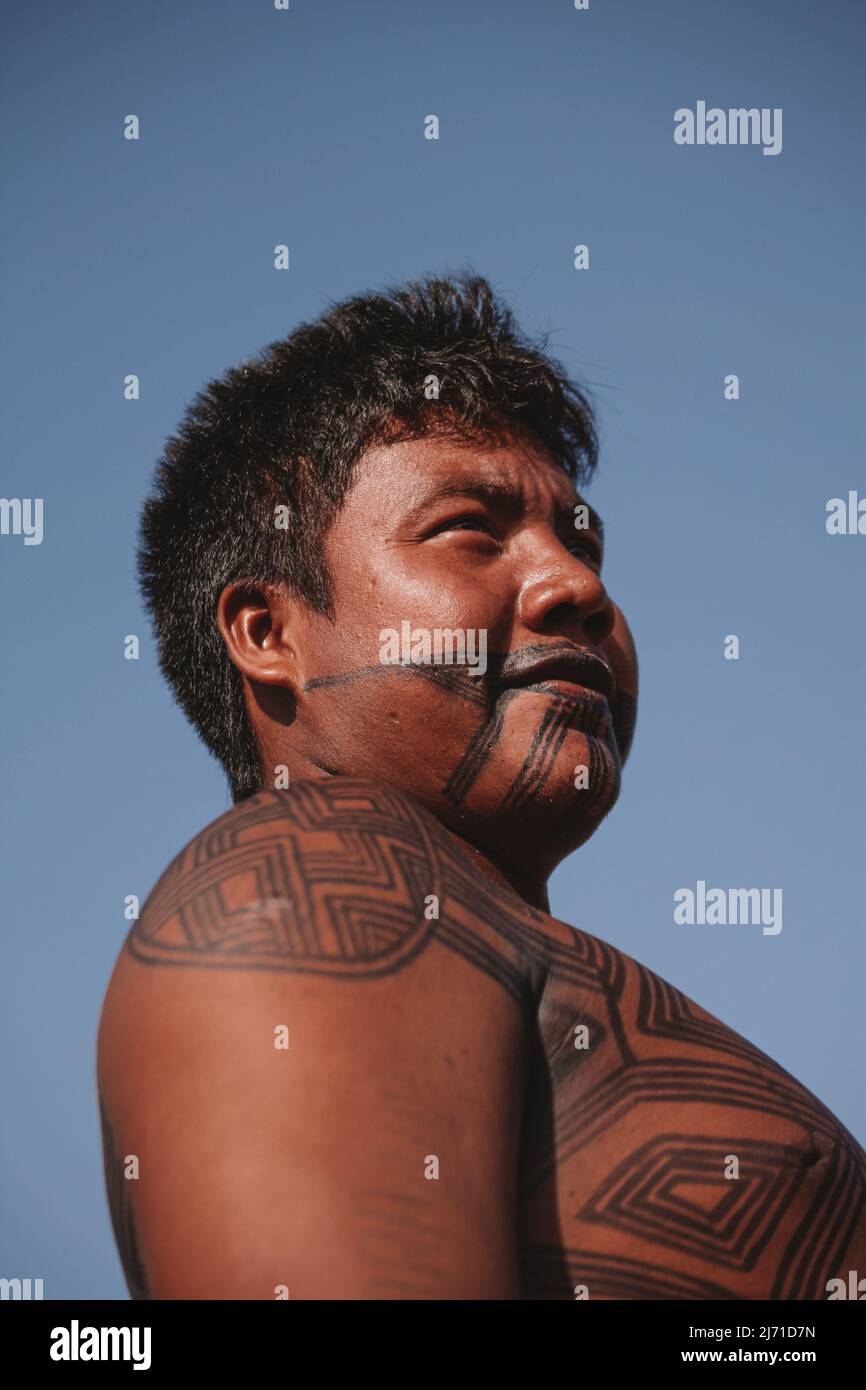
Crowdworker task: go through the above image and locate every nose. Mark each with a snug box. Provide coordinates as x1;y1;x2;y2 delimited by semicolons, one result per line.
517;553;616;648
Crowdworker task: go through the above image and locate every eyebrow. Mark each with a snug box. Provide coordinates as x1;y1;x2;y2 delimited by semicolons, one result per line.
402;478;605;545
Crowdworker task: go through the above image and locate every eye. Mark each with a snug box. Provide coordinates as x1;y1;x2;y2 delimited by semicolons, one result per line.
429;513;498;539
566;537;603;568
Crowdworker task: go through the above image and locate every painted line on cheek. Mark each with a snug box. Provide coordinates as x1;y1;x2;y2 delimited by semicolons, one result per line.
443;699;512;805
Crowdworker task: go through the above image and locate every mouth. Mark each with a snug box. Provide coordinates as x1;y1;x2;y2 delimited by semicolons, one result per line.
498;648;616;705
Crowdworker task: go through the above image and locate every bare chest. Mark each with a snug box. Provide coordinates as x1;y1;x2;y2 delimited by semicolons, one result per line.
516;931;866;1300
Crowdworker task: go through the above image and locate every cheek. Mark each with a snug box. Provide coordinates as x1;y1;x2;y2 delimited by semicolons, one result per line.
352;560;508;645
602;606;639;764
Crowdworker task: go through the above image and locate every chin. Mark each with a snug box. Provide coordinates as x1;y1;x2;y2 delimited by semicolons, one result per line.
512;748;622;853
448;736;621;865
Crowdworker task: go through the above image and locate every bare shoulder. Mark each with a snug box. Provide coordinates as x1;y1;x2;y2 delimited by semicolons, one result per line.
97;776;466;1110
96;778;538;1298
103;775;552;1013
121;778;450;978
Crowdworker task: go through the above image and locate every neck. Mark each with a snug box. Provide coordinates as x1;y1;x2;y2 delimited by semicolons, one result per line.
439;825;551;914
271;757;553;914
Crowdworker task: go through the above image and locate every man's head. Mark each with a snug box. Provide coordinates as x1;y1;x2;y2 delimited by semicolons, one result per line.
138;270;637;879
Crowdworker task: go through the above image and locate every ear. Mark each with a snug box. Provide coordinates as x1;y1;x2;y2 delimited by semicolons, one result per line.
602;605;638;766
216;580;305;691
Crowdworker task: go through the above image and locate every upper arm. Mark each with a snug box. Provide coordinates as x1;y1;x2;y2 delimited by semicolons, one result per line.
97;784;526;1299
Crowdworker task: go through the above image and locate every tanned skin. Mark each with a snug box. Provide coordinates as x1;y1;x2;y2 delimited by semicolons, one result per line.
98;430;866;1299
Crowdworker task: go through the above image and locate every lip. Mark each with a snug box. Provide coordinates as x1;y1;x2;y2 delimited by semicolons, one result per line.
499;649;616;703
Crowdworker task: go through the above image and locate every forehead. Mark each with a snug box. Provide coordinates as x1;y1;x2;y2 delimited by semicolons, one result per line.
347;430;584;516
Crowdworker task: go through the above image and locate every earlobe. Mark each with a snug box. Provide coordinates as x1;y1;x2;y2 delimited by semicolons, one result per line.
216;581;300;689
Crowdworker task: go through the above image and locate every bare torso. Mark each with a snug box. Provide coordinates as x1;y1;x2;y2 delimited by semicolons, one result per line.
99;780;866;1299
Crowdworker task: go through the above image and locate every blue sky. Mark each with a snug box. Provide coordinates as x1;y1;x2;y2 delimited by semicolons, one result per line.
1;0;864;1297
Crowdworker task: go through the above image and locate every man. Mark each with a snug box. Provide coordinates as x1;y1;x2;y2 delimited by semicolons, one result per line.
98;271;866;1299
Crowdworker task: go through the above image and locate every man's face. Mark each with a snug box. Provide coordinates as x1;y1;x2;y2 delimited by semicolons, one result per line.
281;429;638;876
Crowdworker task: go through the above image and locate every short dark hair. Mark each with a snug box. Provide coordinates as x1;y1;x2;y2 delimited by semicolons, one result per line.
137;268;601;804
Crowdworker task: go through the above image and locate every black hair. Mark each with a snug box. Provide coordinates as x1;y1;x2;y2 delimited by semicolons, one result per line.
137;268;600;803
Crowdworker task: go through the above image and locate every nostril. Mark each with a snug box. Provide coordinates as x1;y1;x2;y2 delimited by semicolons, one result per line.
544;601;580;631
585;606;616;645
